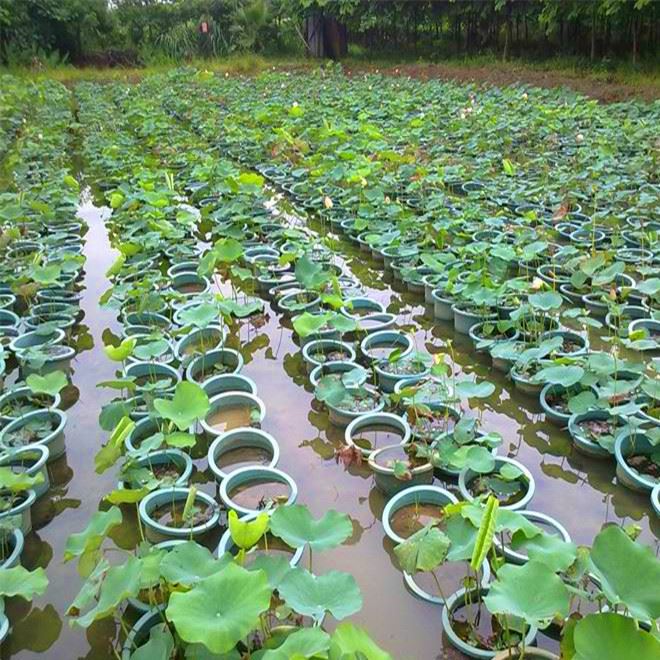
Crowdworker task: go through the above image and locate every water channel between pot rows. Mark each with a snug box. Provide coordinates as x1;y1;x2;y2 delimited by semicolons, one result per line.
4;184;658;660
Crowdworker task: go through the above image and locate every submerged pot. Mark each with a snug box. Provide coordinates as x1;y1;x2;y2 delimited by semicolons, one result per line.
185;347;243;384
0;445;50;498
442;587;537;659
615;430;659;492
493;510;572;565
0;528;24;569
0;488;36;535
219;466;297;517
458;457;535;511
200;392;266;439
0;409;67;461
368;444;433;497
139;486;220;544
208;427;280;482
344;412;411;458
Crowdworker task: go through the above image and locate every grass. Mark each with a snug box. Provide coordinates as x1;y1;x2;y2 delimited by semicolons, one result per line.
2;53;310;83
2;51;657;99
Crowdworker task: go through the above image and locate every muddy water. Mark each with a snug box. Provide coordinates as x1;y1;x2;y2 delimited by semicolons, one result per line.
4;191;658;660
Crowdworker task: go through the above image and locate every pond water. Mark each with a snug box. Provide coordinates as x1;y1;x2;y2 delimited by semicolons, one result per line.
4;188;658;660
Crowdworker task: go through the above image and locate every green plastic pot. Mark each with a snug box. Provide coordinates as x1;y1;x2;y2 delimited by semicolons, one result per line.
568;410;622;458
0;409;67;462
442;587;537;659
0;488;36;535
458;457;535;511
208;427;280;483
0;445;50;498
219;466;297;517
0;387;61;426
368;444;433;497
493;510;571;564
345;412;411;459
185;347;243;384
200;392;266;439
302;339;356;373
615;430;658;493
139;487;220;544
0;528;24;569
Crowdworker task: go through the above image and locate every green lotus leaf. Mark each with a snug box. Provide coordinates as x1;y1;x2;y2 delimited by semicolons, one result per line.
588;525;660;621
270;505;352;552
278;567;362;622
483;559;570;628
572;613;660;660
166;562;271;654
260;627;330;660
455;380;495;399
328;623;392;660
394;524;450;574
104;337;136;362
154;381;209;431
25;370;68;397
72;555;142;628
160;541;229;587
0;566;48;600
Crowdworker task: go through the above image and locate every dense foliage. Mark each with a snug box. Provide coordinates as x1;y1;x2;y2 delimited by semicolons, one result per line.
0;0;657;65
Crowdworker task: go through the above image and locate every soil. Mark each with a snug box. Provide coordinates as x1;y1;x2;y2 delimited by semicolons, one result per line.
347;62;659;104
411;412;457;441
337;389;381;413
380;358;426;376
389;503;444;538
451;603;522;652
577;419;618;443
150;500;213;528
627;454;660;480
470;475;526;507
311;349;350;364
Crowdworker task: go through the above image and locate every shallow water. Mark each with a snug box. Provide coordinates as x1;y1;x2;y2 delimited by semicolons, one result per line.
4;193;658;660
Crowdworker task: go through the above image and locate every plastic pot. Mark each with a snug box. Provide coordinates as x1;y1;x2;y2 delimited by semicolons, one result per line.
0;387;61;426
458;457;535;511
120;449;193;490
360;330;413;362
216;512;304;566
138;487;220;544
167;272;210;298
0;409;67;461
309;360;368;389
615;431;658;492
0;488;36;535
368;444;433;497
493;510;572;564
19;344;76;378
302;339;356;373
9;328;65;355
540;330;589;357
442;587;537;659
185;347;243;384
0;445;50;498
340;297;386;319
202;373;258;399
124;361;181;395
374;357;430;394
0;528;24;569
431;289;455;322
219;466;297;517
345;412;411;458
200;392;266;439
174;326;227;363
539;383;596;426
208;428;280;483
568;410;621;458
